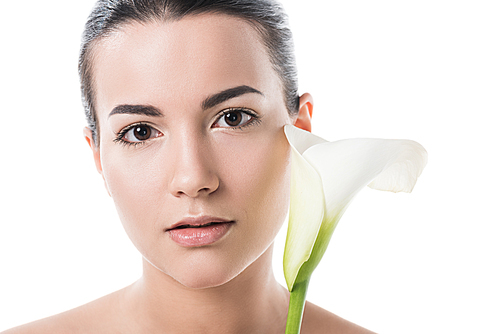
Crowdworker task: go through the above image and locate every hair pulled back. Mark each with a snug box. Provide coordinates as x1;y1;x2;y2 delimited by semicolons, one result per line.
79;0;299;145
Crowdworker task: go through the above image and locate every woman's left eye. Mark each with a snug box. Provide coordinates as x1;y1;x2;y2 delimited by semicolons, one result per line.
213;109;256;128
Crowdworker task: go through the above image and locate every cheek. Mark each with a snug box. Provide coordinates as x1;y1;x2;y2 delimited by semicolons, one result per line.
99;146;167;242
217;131;291;230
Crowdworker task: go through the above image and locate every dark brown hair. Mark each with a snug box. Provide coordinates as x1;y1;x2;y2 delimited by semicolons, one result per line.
79;0;299;145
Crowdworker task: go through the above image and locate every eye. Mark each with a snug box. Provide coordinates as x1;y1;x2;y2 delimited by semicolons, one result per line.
213;109;256;128
115;123;163;145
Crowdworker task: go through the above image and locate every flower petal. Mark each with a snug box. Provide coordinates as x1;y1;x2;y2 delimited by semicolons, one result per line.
283;125;427;290
284;124;327;154
301;137;428;269
283;125;326;290
304;138;427;215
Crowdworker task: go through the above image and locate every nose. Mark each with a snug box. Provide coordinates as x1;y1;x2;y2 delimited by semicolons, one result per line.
168;134;220;198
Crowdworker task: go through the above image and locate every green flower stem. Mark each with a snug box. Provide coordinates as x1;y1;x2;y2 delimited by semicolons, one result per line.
285;278;310;334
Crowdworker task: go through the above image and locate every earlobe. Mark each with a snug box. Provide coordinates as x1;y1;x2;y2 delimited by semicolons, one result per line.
83;127;111;196
83;127;103;174
293;93;313;132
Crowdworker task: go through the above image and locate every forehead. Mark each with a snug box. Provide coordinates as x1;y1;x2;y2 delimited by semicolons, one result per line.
92;14;280;115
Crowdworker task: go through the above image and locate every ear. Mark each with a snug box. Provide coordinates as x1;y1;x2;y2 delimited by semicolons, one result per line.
84;127;110;196
293;93;313;132
84;127;103;173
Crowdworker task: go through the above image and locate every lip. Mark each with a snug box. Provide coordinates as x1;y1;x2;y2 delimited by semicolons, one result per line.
166;216;234;247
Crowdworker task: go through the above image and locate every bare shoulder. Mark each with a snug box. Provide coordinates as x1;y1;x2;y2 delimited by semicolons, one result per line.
1;288;127;334
301;301;376;334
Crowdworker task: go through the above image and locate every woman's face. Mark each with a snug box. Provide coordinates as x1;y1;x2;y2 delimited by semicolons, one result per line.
90;14;295;288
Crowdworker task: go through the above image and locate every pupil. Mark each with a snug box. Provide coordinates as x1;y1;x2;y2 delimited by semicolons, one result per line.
225;112;242;126
134;126;151;140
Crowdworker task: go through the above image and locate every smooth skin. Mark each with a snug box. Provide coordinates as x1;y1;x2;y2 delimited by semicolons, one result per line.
3;14;374;334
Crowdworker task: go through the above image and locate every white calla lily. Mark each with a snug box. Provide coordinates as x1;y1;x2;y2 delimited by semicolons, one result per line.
283;124;427;333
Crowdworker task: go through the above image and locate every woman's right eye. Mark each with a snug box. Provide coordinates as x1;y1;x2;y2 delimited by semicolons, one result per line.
115;124;163;145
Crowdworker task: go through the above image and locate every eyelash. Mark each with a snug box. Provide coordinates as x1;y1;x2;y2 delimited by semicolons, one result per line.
113;122;157;147
113;108;261;147
212;108;261;130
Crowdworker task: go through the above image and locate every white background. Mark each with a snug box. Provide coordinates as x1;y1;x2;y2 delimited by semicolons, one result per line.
1;0;499;332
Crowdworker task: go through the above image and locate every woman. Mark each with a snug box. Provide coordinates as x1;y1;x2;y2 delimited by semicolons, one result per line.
3;0;374;332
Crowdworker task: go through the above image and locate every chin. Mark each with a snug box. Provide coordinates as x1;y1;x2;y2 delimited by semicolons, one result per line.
175;271;235;289
148;247;253;290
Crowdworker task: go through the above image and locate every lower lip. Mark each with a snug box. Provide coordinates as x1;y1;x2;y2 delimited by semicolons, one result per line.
167;222;233;247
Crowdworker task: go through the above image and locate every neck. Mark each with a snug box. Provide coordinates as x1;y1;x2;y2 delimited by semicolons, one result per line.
126;245;289;333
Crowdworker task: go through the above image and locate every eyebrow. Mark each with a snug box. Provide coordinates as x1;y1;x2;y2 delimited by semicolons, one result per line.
201;85;264;110
108;104;163;118
108;85;263;118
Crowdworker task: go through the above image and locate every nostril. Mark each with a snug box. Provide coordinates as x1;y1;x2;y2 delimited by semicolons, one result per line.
169;160;220;198
174;186;215;198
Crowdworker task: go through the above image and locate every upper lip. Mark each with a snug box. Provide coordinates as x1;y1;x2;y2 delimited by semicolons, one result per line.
165;216;233;231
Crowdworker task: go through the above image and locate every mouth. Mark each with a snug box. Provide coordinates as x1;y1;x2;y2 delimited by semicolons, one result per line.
165;216;235;247
165;216;233;232
166;221;229;231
